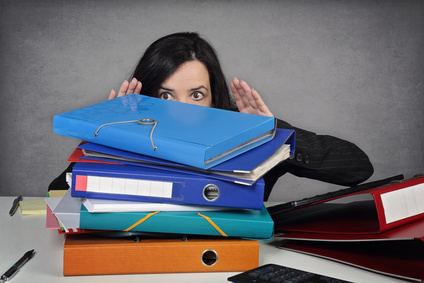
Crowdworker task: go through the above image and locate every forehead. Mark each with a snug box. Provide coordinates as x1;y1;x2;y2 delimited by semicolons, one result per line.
163;60;210;88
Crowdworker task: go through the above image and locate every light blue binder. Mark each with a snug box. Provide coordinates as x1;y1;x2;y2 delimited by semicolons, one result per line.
79;204;274;240
71;162;265;210
53;94;276;169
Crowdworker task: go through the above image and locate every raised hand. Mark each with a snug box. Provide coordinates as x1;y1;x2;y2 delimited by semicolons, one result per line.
230;77;273;117
108;78;142;100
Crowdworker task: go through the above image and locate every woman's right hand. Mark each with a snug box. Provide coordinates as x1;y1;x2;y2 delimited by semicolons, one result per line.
108;78;142;100
230;77;273;117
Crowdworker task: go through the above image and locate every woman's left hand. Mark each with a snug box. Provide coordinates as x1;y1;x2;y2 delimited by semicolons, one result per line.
108;78;142;100
230;77;273;117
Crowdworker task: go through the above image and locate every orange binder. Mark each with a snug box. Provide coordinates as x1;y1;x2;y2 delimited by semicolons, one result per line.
63;234;259;276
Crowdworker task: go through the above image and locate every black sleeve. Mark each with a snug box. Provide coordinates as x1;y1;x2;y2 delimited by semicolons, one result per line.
262;118;374;200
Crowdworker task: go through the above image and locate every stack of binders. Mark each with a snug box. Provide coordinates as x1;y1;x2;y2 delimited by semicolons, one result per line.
49;94;296;276
269;174;424;282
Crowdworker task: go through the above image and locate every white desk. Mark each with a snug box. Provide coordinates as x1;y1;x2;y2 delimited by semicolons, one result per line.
0;197;408;283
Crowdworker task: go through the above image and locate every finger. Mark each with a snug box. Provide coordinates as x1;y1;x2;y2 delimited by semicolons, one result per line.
108;89;116;100
251;88;273;117
230;81;246;111
230;81;241;101
232;77;245;96
134;81;142;94
250;88;266;105
232;77;240;88
126;78;138;94
234;79;250;103
117;80;129;97
239;80;257;110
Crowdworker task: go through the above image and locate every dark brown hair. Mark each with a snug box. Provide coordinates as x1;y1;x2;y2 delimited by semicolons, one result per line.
131;32;236;110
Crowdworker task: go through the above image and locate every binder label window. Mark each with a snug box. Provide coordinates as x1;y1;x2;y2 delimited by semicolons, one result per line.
380;182;424;224
75;175;173;198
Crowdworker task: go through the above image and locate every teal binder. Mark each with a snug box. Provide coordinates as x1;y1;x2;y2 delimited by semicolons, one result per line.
53;94;276;169
79;205;274;240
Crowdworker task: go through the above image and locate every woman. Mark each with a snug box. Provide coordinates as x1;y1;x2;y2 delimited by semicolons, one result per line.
50;32;373;200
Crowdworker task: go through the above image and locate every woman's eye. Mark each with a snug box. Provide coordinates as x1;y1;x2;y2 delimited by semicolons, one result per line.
159;93;173;100
191;92;204;101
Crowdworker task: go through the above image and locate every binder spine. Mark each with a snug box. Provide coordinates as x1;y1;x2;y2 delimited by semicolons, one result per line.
63;236;259;275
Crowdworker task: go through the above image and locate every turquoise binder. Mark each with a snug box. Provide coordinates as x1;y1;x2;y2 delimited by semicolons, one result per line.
79;204;274;240
53;94;276;169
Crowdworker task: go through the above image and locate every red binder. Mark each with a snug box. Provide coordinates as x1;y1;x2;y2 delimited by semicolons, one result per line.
67;142;120;164
274;175;424;235
279;239;424;282
278;216;424;242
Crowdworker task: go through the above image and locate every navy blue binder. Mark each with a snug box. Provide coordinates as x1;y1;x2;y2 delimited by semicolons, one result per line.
71;162;265;210
78;128;295;185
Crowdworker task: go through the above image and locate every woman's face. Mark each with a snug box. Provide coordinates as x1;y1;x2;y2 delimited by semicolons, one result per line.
157;60;213;107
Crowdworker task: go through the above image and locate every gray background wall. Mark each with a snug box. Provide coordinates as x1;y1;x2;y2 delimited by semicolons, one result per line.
1;0;423;202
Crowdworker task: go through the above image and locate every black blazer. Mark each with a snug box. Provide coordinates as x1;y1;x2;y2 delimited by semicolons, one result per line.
261;119;374;200
49;118;374;201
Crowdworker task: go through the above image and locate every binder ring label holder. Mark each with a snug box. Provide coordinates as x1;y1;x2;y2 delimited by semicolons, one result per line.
201;249;218;267
94;118;158;151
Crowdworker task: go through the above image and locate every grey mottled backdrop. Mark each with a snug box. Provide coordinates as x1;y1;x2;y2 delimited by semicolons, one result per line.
1;0;423;202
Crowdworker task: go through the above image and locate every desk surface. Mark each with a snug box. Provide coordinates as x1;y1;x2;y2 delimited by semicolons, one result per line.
0;197;408;283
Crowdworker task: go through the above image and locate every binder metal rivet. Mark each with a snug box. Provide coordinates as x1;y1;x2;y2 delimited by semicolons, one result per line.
201;249;218;267
202;184;220;201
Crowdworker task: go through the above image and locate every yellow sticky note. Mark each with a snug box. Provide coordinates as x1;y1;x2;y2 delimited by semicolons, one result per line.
19;199;47;215
47;190;68;198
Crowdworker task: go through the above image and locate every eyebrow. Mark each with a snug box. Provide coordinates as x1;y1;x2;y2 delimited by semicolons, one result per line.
190;85;209;92
159;86;173;91
159;85;209;92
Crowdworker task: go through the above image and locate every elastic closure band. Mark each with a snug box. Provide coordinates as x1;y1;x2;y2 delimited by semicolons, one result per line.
124;211;228;237
124;211;160;231
197;212;228;237
94;118;158;151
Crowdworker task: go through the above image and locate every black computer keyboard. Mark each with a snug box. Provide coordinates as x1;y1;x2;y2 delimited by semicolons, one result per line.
228;264;351;283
